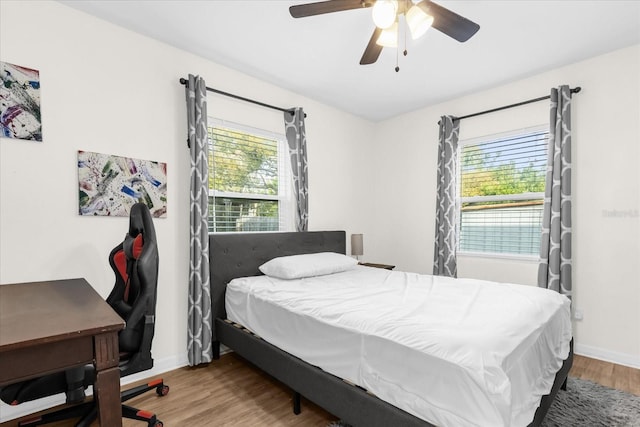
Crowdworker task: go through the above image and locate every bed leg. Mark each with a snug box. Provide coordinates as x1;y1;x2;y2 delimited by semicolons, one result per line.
212;341;220;360
293;391;301;415
561;377;568;391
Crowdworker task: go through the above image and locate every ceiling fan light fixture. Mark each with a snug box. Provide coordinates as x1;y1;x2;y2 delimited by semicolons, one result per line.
372;0;398;29
406;5;433;40
290;0;481;67
375;22;398;47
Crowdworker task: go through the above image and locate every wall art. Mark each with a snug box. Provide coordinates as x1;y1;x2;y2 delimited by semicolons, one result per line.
0;61;42;141
78;150;167;217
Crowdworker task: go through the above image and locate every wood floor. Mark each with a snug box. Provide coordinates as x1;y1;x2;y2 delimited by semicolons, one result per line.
2;353;638;427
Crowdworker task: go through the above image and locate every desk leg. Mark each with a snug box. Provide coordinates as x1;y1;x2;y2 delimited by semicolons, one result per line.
94;332;122;427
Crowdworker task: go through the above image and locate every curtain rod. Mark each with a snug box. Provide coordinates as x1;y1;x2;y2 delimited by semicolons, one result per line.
439;86;582;124
179;77;304;117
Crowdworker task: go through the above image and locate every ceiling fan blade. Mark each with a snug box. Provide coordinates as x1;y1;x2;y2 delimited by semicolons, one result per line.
417;0;480;42
290;0;373;18
360;27;383;65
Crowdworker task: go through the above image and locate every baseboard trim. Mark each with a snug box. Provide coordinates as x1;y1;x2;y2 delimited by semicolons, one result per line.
0;394;66;423
0;352;189;423
574;343;640;369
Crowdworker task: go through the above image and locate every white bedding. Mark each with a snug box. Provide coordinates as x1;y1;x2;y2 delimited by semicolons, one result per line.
226;266;572;427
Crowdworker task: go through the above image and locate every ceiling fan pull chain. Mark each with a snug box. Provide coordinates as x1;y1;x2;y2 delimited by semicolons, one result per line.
404;22;408;57
395;20;407;72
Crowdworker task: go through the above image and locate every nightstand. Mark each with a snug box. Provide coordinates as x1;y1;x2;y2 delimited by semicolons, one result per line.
359;262;395;270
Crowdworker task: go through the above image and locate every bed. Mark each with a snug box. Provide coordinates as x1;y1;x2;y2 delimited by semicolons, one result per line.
209;231;573;427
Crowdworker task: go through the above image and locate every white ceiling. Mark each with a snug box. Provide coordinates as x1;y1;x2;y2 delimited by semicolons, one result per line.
59;0;640;121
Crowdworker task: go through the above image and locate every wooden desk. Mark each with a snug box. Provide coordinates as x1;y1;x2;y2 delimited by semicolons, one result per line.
0;278;125;426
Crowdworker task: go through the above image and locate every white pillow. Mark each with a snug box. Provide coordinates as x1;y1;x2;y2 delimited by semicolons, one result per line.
259;252;358;280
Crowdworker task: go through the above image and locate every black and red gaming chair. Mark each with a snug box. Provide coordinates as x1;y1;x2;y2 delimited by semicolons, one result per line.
0;203;168;427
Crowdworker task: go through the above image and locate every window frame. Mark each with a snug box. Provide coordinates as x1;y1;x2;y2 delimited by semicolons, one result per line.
207;118;293;234
457;124;548;260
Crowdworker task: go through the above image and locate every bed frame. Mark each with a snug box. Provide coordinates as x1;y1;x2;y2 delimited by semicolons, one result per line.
209;231;573;427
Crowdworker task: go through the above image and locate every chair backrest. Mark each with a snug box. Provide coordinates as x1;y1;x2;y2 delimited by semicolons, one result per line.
107;202;159;375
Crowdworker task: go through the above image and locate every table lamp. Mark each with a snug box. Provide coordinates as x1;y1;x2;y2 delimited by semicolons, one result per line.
351;233;363;261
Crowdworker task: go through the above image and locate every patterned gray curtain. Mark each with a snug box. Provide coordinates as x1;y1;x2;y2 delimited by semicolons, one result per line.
433;115;460;277
538;85;572;298
284;108;308;232
186;74;212;365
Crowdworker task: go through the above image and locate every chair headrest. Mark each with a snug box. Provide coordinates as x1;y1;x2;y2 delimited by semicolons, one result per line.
123;233;144;260
128;203;157;250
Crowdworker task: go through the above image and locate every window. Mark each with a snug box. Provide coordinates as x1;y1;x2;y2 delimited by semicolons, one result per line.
207;120;293;233
458;126;548;256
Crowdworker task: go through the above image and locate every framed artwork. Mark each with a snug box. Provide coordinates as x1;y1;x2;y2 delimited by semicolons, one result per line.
0;61;42;141
78;150;167;218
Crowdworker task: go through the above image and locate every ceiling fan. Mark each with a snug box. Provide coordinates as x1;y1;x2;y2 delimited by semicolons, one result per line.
289;0;480;68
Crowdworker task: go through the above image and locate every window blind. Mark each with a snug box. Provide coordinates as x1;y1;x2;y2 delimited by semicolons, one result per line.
209;127;278;196
459;128;548;256
207;125;292;233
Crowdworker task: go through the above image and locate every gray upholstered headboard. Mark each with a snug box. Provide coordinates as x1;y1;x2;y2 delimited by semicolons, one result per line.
209;231;346;330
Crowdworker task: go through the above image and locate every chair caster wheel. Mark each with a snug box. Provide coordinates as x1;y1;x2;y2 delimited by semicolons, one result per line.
155;421;163;427
156;384;169;396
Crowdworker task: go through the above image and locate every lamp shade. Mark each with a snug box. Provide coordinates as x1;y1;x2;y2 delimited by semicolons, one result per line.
406;5;433;40
372;0;397;29
375;22;398;47
351;234;364;256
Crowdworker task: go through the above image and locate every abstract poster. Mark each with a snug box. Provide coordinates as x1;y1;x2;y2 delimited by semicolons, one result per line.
78;150;167;218
0;62;42;141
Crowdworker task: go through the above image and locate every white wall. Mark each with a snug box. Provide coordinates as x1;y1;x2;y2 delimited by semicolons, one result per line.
368;45;640;367
0;0;372;420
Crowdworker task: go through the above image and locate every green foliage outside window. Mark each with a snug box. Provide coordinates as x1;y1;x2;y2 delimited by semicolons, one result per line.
208;127;278;195
207;126;280;232
461;144;546;201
